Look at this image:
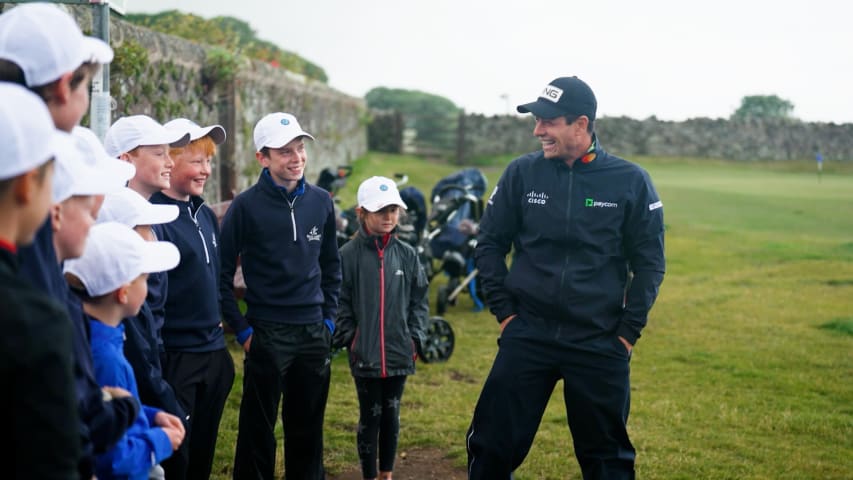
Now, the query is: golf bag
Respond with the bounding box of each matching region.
[426,168,487,315]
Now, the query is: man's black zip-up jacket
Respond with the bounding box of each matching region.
[475,139,665,344]
[219,169,341,327]
[150,192,230,352]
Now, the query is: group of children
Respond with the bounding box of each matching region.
[2,3,429,480]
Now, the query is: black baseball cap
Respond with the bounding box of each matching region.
[517,76,597,121]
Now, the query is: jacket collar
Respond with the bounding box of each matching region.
[87,315,125,347]
[547,133,604,170]
[357,227,393,251]
[151,191,205,213]
[260,168,305,201]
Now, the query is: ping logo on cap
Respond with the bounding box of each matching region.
[540,85,564,103]
[280,118,290,126]
[379,184,389,191]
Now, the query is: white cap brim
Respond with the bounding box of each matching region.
[97,188,179,227]
[136,203,179,226]
[192,125,226,144]
[102,159,136,184]
[361,199,408,212]
[259,131,314,151]
[139,240,181,274]
[81,36,113,65]
[71,126,135,188]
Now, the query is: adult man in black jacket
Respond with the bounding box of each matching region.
[466,76,665,480]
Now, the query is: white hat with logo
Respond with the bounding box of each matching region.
[357,176,407,213]
[0,3,113,87]
[104,115,191,158]
[0,83,70,180]
[164,118,226,145]
[64,222,180,297]
[253,112,314,152]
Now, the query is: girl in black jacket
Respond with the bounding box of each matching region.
[334,176,429,480]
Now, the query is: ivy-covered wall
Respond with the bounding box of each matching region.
[67,6,367,203]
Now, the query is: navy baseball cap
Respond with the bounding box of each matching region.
[517,76,597,121]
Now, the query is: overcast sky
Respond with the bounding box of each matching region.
[125,0,852,123]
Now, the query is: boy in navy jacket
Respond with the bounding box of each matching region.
[220,112,342,480]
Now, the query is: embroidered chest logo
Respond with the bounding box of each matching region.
[585,198,618,208]
[306,226,322,242]
[211,233,218,248]
[526,190,549,205]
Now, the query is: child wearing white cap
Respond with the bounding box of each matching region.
[104,115,191,199]
[220,112,341,479]
[0,2,113,132]
[143,117,235,479]
[0,82,80,479]
[333,176,429,480]
[64,221,184,480]
[51,130,128,262]
[97,188,189,435]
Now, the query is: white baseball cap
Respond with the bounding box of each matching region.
[97,187,179,227]
[0,83,70,180]
[357,176,407,213]
[72,126,136,186]
[103,115,191,158]
[0,3,113,87]
[253,112,314,152]
[52,144,124,203]
[164,118,226,145]
[63,221,180,297]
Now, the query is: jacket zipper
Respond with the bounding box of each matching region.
[284,194,298,243]
[189,205,210,264]
[560,168,573,292]
[377,240,387,377]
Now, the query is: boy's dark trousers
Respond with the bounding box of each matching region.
[160,348,235,480]
[466,318,635,480]
[233,320,332,480]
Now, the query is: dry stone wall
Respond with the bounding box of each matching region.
[459,114,853,163]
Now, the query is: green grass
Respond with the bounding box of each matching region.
[211,154,853,479]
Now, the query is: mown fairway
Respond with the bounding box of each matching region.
[212,154,853,479]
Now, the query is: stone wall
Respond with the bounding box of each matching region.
[64,6,367,203]
[459,114,853,163]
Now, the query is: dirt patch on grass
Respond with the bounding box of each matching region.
[327,447,467,480]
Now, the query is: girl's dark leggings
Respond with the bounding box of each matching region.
[353,375,408,478]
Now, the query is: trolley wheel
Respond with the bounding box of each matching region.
[418,316,454,363]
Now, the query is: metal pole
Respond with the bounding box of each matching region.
[89,1,111,141]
